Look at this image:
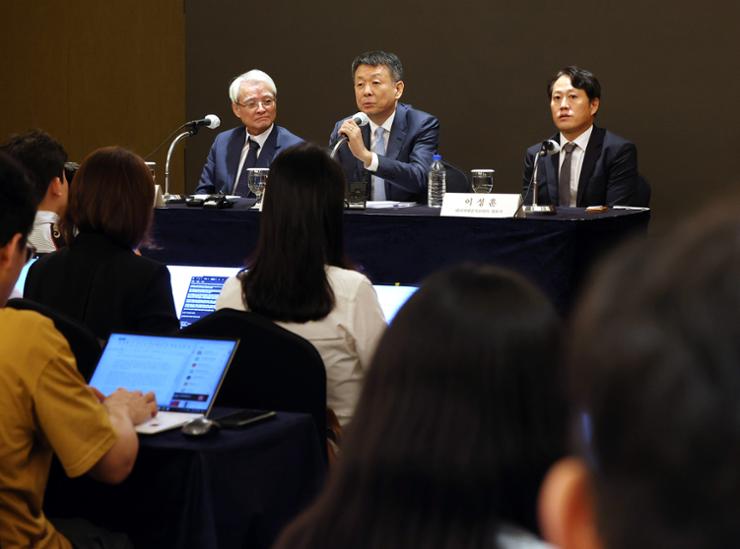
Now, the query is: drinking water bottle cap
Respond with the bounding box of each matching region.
[432,154,442,161]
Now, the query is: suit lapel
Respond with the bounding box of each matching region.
[357,124,371,183]
[227,127,247,181]
[577,126,604,206]
[385,104,408,160]
[256,126,279,169]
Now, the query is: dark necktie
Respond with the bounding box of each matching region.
[234,138,260,197]
[558,142,576,207]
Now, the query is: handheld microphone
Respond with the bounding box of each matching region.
[540,139,560,156]
[331,112,371,159]
[186,114,221,130]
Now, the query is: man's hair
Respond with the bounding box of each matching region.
[569,200,740,548]
[547,66,601,101]
[0,129,68,206]
[65,146,154,249]
[228,69,277,103]
[242,142,349,322]
[274,264,567,549]
[0,151,35,247]
[351,50,403,82]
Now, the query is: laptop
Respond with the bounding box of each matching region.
[89,333,239,434]
[13,257,38,297]
[373,284,418,323]
[167,265,242,328]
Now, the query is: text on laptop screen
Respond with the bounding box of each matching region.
[167,265,241,328]
[89,333,237,412]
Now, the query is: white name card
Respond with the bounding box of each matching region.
[440,193,523,218]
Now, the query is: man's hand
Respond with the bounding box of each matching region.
[103,388,157,426]
[339,119,373,167]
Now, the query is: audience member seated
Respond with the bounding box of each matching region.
[24,146,179,341]
[0,150,157,549]
[1,129,69,253]
[539,200,740,549]
[274,264,567,549]
[216,142,386,427]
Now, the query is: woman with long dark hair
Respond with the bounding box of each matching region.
[274,264,566,549]
[24,146,178,340]
[216,143,386,426]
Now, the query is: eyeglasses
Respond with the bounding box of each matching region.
[24,242,37,264]
[236,97,275,110]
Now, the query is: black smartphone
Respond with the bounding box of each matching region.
[214,409,276,429]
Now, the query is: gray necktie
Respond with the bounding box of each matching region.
[371,127,386,201]
[558,142,576,207]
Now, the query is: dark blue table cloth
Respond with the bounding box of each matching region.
[142,201,650,314]
[44,411,325,549]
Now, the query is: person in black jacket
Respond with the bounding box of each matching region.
[25,146,178,341]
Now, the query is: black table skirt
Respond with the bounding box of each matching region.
[142,201,650,314]
[44,412,325,549]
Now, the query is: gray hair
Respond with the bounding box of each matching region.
[228,69,277,103]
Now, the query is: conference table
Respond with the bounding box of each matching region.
[142,201,650,314]
[44,412,325,549]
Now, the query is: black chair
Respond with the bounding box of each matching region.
[6,298,102,381]
[443,160,470,192]
[633,175,652,207]
[181,308,328,461]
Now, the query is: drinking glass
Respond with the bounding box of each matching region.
[470,169,495,193]
[247,168,269,209]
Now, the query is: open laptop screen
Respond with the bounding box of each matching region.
[373,284,418,323]
[167,265,241,328]
[89,333,238,413]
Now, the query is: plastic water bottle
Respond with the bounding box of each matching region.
[427,154,446,208]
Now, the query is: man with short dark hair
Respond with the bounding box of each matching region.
[0,151,157,548]
[1,130,69,252]
[522,66,640,207]
[330,50,439,203]
[539,201,740,548]
[196,69,303,196]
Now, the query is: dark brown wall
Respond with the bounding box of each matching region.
[0,1,185,191]
[185,0,740,233]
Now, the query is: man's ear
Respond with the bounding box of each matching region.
[590,97,600,117]
[49,176,64,197]
[539,457,604,549]
[394,80,405,100]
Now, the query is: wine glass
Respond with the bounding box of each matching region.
[247,168,269,209]
[470,169,495,193]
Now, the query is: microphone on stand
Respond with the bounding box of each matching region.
[522,139,560,215]
[330,112,370,159]
[163,114,221,204]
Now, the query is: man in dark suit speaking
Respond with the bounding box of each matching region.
[196,69,303,196]
[523,66,640,208]
[330,51,439,203]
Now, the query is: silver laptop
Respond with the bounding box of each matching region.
[89,333,239,434]
[372,284,418,323]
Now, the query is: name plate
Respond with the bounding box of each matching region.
[440,193,522,218]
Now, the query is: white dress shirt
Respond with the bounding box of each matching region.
[232,124,274,193]
[28,210,60,253]
[558,125,593,207]
[365,111,396,172]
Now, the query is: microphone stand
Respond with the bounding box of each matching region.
[163,124,200,204]
[330,137,348,159]
[522,148,556,215]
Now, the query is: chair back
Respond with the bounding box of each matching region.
[443,160,471,192]
[182,308,328,460]
[6,298,102,381]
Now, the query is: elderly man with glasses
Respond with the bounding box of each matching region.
[196,69,303,196]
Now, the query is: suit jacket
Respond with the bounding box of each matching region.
[24,232,179,341]
[329,103,439,203]
[522,126,639,207]
[196,125,304,195]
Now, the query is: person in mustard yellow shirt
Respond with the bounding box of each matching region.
[0,151,157,549]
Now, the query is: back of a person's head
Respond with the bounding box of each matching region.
[0,129,67,205]
[0,151,35,247]
[561,202,740,549]
[67,146,154,249]
[245,142,347,322]
[275,264,566,549]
